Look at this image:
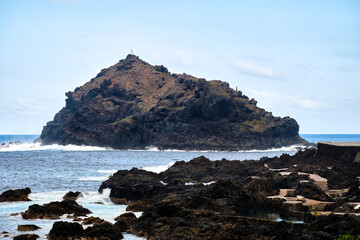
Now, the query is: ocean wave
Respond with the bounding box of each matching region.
[77,188,112,204]
[241,144,309,153]
[29,191,67,200]
[77,176,110,181]
[0,141,308,153]
[0,142,111,152]
[142,162,175,173]
[142,144,309,153]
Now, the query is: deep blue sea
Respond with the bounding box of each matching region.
[0,134,359,239]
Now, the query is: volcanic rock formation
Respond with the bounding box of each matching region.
[40,54,308,150]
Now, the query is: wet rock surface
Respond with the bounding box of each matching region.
[82,216,105,225]
[0,188,31,202]
[17,224,41,231]
[84,221,124,240]
[63,191,82,201]
[99,149,360,239]
[48,221,84,240]
[40,54,308,151]
[13,234,39,240]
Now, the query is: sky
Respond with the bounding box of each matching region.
[0,0,359,134]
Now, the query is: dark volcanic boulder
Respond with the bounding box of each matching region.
[82,216,105,225]
[17,225,41,231]
[84,221,124,240]
[48,221,84,240]
[0,188,31,202]
[40,54,308,150]
[159,156,214,182]
[295,182,332,202]
[63,191,82,201]
[99,168,168,204]
[22,200,91,219]
[114,212,138,232]
[13,234,39,240]
[48,221,123,240]
[244,178,280,197]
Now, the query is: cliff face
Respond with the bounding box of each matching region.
[40,54,307,150]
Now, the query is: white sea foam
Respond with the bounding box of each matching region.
[29,191,67,202]
[184,181,215,186]
[242,144,308,153]
[0,142,111,152]
[77,176,110,181]
[185,182,195,186]
[203,181,215,185]
[141,144,308,153]
[145,146,160,151]
[0,189,146,240]
[0,141,307,153]
[142,161,175,173]
[77,188,112,205]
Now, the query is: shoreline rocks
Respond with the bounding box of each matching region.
[97,148,360,239]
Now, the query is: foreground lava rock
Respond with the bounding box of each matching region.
[0,188,31,202]
[48,221,84,240]
[48,221,124,240]
[99,149,360,239]
[40,54,308,150]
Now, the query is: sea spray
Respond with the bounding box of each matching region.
[0,142,111,152]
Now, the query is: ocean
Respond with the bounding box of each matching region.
[1,134,359,239]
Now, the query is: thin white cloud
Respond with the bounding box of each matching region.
[145,50,194,71]
[0,98,50,116]
[298,99,322,110]
[45,0,74,3]
[233,61,283,79]
[247,89,324,110]
[169,50,193,68]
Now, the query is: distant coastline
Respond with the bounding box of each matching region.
[300,134,360,143]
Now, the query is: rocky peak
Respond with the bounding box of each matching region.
[40,55,308,150]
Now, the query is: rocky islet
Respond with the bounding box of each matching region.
[40,54,309,151]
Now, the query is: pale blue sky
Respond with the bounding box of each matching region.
[0,0,359,134]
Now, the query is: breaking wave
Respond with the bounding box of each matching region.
[77,176,110,181]
[142,162,175,173]
[141,144,309,153]
[0,141,309,153]
[242,144,309,153]
[0,142,111,152]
